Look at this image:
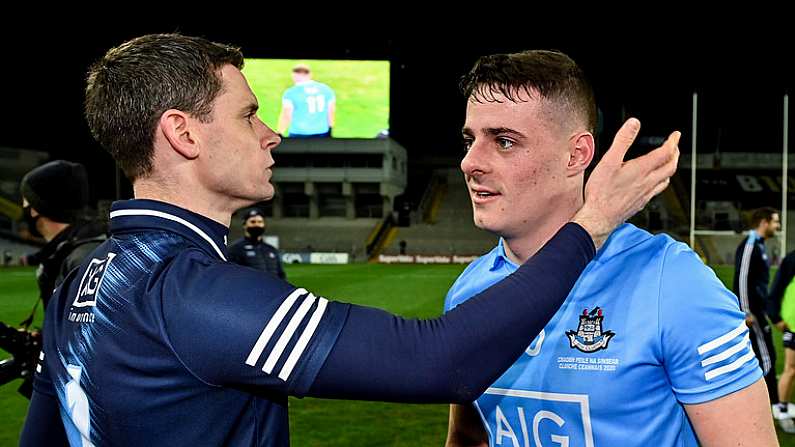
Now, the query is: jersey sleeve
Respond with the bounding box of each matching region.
[281,88,295,108]
[308,223,595,403]
[161,249,350,397]
[33,269,76,399]
[659,242,762,404]
[23,271,75,445]
[20,390,69,446]
[31,341,56,397]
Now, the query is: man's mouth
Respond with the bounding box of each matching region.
[470,187,500,202]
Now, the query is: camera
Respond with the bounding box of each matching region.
[0,322,42,398]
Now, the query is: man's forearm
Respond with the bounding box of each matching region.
[307,223,594,402]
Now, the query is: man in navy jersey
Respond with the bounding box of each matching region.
[20,34,677,446]
[733,207,787,429]
[444,50,776,446]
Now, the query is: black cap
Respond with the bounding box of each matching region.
[242,208,264,223]
[21,160,89,223]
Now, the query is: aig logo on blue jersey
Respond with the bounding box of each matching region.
[565,307,615,353]
[74,253,115,308]
[479,388,594,447]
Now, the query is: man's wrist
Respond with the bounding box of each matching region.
[571,208,611,250]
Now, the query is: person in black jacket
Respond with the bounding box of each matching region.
[20,160,107,308]
[734,206,788,428]
[13,160,106,398]
[228,208,285,279]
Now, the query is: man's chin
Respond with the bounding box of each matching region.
[235,190,274,208]
[473,216,499,234]
[255,186,275,203]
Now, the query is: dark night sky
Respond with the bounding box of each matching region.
[1,17,791,200]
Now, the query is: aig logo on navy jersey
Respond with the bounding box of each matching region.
[73,253,116,308]
[566,307,615,353]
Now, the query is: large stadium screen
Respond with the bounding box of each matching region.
[243,59,390,139]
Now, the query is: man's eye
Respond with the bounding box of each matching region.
[497,138,514,150]
[463,139,473,152]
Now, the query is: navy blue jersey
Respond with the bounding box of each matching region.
[32,199,349,446]
[733,231,770,320]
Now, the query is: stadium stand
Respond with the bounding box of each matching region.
[381,168,497,257]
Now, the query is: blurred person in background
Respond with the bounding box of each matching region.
[228,208,286,279]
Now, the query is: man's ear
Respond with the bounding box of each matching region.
[567,132,595,177]
[159,109,200,160]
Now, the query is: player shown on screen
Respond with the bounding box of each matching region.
[277,63,336,138]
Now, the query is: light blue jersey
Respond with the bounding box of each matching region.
[444,224,762,446]
[282,80,335,136]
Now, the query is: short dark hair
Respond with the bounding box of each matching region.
[750,207,779,228]
[460,49,597,133]
[84,33,244,180]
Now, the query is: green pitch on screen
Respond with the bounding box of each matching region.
[243,59,390,139]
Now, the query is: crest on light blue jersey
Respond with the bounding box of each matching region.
[566,307,615,353]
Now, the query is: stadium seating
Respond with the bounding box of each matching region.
[381,168,497,257]
[229,216,380,261]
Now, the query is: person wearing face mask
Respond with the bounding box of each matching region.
[19,160,107,309]
[228,208,286,280]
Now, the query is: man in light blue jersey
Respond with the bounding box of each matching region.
[277,63,336,138]
[444,50,776,446]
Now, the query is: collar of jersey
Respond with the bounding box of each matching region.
[489,223,651,271]
[490,239,517,271]
[109,199,229,261]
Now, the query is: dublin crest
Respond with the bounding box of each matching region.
[566,307,615,353]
